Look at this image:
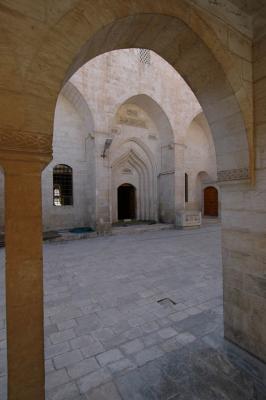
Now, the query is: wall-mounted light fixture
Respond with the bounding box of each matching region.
[101,138,112,158]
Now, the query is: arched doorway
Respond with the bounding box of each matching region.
[118,183,136,220]
[204,186,218,217]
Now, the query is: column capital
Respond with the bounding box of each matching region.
[0,150,52,172]
[0,127,52,152]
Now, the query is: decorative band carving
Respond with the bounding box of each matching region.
[217,168,249,182]
[0,130,52,154]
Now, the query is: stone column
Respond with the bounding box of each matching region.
[0,151,50,400]
[174,142,186,212]
[174,142,186,227]
[174,142,202,228]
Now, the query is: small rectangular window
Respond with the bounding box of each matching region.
[53,164,73,206]
[185,173,188,203]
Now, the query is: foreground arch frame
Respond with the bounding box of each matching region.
[0,2,264,399]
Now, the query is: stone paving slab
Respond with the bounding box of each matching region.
[0,225,265,399]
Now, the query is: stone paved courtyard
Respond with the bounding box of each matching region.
[0,225,266,399]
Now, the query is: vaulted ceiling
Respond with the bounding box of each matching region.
[228,0,265,15]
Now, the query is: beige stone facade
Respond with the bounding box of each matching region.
[38,50,216,231]
[0,1,265,399]
[0,49,217,233]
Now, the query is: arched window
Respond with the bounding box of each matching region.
[53,164,73,206]
[185,173,188,203]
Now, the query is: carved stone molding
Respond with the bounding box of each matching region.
[217,168,249,182]
[0,129,52,155]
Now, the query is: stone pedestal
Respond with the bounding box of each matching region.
[96,220,112,235]
[176,210,202,228]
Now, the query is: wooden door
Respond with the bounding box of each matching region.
[204,186,218,217]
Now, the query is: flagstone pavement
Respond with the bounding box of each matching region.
[0,225,265,399]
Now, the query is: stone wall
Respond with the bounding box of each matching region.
[0,49,216,232]
[42,94,94,231]
[0,3,265,397]
[222,8,266,361]
[0,48,217,232]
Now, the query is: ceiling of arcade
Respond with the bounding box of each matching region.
[227,0,265,14]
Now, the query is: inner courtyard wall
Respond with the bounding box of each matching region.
[42,95,94,231]
[0,49,217,231]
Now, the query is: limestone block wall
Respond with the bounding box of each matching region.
[69,49,213,225]
[42,95,94,231]
[222,12,266,361]
[0,49,217,231]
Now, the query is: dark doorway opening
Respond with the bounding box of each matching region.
[118,183,136,220]
[204,186,218,217]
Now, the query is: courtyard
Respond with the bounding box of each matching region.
[0,225,265,399]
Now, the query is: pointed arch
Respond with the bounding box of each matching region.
[115,93,174,146]
[112,147,157,222]
[60,81,95,132]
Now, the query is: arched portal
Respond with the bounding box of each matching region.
[204,186,218,217]
[117,183,136,220]
[112,93,175,223]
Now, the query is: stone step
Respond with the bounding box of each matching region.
[111,223,174,236]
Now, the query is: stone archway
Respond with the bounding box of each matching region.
[1,3,264,400]
[111,146,156,222]
[23,11,252,177]
[111,93,177,223]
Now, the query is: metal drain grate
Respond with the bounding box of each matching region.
[157,298,176,306]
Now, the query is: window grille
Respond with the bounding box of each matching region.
[139,49,151,65]
[53,164,73,206]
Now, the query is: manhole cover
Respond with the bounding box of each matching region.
[157,298,176,306]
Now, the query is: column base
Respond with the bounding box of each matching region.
[96,221,112,235]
